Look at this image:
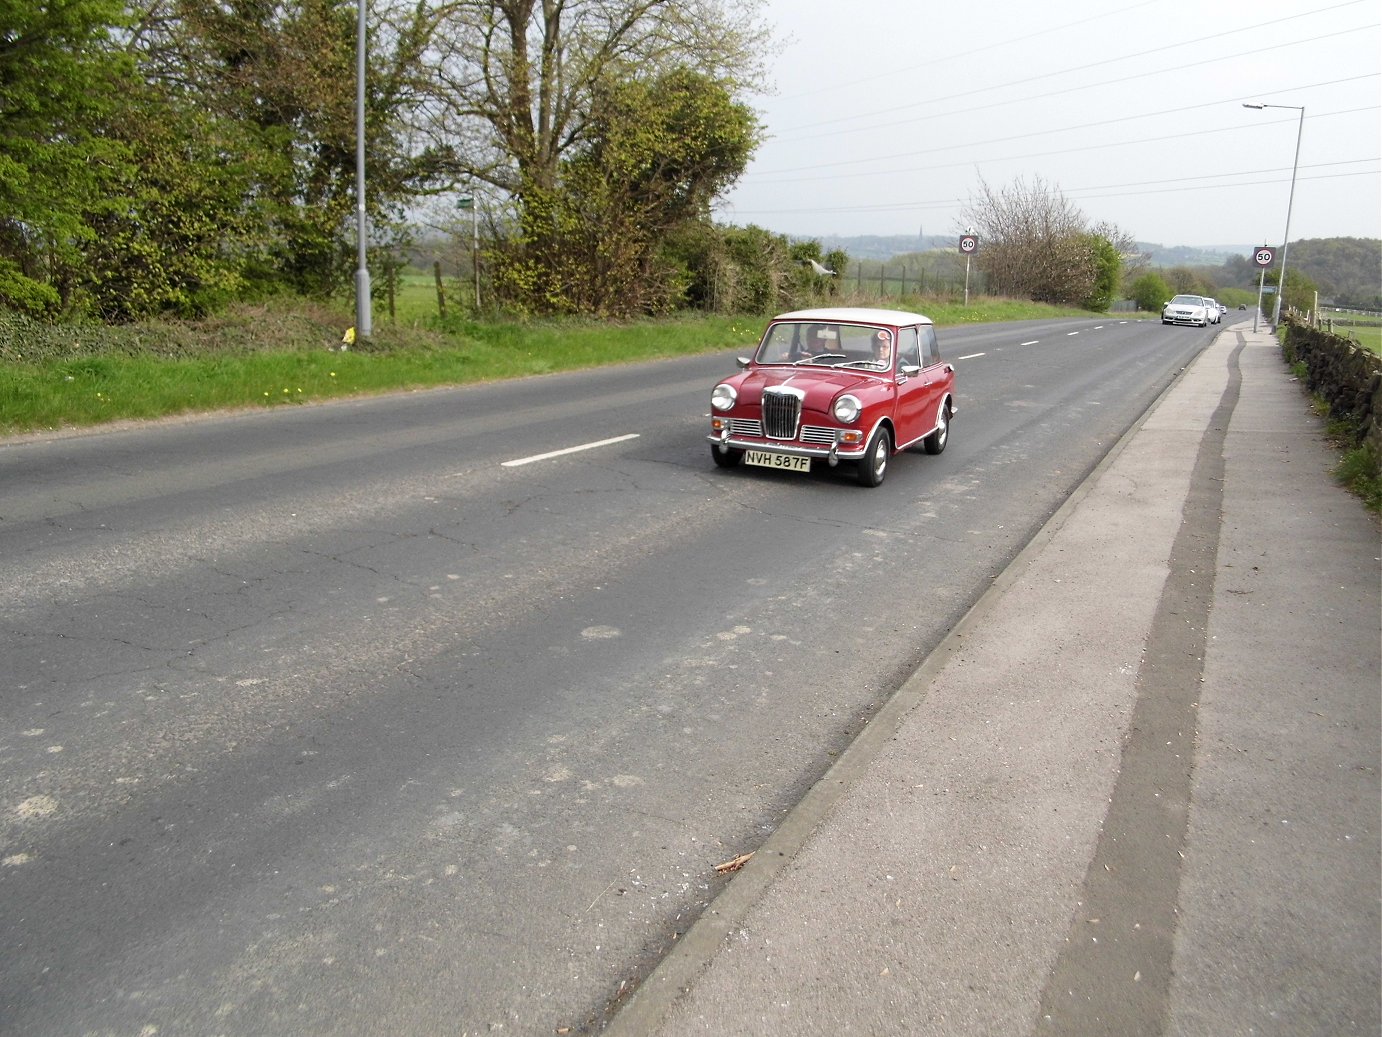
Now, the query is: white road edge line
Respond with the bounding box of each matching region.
[956,352,985,360]
[502,433,641,468]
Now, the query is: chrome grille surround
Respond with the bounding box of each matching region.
[762,386,804,440]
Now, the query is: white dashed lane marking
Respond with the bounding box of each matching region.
[501,433,640,468]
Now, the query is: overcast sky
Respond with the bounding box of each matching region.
[712,0,1381,250]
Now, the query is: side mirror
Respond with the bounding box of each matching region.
[736,356,751,369]
[899,364,921,377]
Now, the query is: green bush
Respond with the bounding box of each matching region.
[1129,272,1171,313]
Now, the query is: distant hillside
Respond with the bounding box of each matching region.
[808,234,1256,267]
[1135,242,1255,266]
[812,234,944,260]
[806,233,1379,307]
[1280,238,1381,307]
[1185,238,1379,307]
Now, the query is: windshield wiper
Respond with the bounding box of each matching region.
[795,353,847,365]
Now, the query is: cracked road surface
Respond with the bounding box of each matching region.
[0,318,1213,1035]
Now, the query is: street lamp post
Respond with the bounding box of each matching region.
[1242,102,1304,328]
[354,0,372,339]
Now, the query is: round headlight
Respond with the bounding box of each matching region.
[711,383,737,411]
[833,394,862,423]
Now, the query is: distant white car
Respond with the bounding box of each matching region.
[1203,298,1221,324]
[1162,294,1211,327]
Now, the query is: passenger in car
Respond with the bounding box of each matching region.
[872,330,892,367]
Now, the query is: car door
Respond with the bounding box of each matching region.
[897,324,952,448]
[892,325,932,446]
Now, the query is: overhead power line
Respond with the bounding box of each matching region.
[716,166,1380,219]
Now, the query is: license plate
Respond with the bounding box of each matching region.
[745,450,811,472]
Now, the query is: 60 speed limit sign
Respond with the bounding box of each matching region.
[1253,246,1275,267]
[959,234,978,254]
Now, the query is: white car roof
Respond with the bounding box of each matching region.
[772,306,933,326]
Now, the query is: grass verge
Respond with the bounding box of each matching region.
[0,297,1126,437]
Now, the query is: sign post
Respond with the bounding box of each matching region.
[1252,245,1275,334]
[958,234,979,305]
[458,196,479,309]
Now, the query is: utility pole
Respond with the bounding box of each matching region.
[354,0,371,338]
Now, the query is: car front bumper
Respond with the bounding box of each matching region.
[707,429,868,465]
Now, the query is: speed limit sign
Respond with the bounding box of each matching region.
[1253,246,1275,267]
[959,234,978,254]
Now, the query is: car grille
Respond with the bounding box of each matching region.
[762,392,802,439]
[728,417,763,436]
[800,426,837,445]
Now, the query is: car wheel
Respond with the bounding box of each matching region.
[1162,318,1171,325]
[857,426,891,487]
[923,402,951,455]
[710,444,742,468]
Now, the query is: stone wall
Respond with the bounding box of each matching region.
[1282,318,1382,454]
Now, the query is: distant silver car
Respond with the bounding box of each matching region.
[1203,297,1221,324]
[1162,294,1211,327]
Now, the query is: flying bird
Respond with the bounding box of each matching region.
[803,258,837,276]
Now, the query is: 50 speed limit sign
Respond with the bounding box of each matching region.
[959,234,978,254]
[1253,246,1275,267]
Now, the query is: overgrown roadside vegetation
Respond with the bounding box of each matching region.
[0,295,1108,438]
[1280,321,1382,514]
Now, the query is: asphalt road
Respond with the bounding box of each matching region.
[0,316,1214,1035]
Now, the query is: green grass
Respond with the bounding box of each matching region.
[0,295,1121,437]
[1316,310,1382,354]
[1335,442,1382,512]
[1339,322,1381,354]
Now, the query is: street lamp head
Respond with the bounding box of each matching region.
[1242,102,1266,109]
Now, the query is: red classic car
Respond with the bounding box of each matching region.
[708,307,955,487]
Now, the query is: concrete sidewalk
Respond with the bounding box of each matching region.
[609,322,1381,1036]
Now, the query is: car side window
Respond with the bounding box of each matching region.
[920,325,941,366]
[898,326,921,369]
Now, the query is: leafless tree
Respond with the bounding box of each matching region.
[407,0,771,198]
[961,175,1120,306]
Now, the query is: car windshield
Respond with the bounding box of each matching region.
[755,322,892,369]
[1170,295,1203,305]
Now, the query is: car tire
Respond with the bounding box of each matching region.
[710,444,743,468]
[857,426,891,487]
[923,402,950,455]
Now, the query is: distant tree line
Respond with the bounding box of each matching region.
[1126,237,1380,315]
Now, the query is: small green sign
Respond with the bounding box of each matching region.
[457,197,473,210]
